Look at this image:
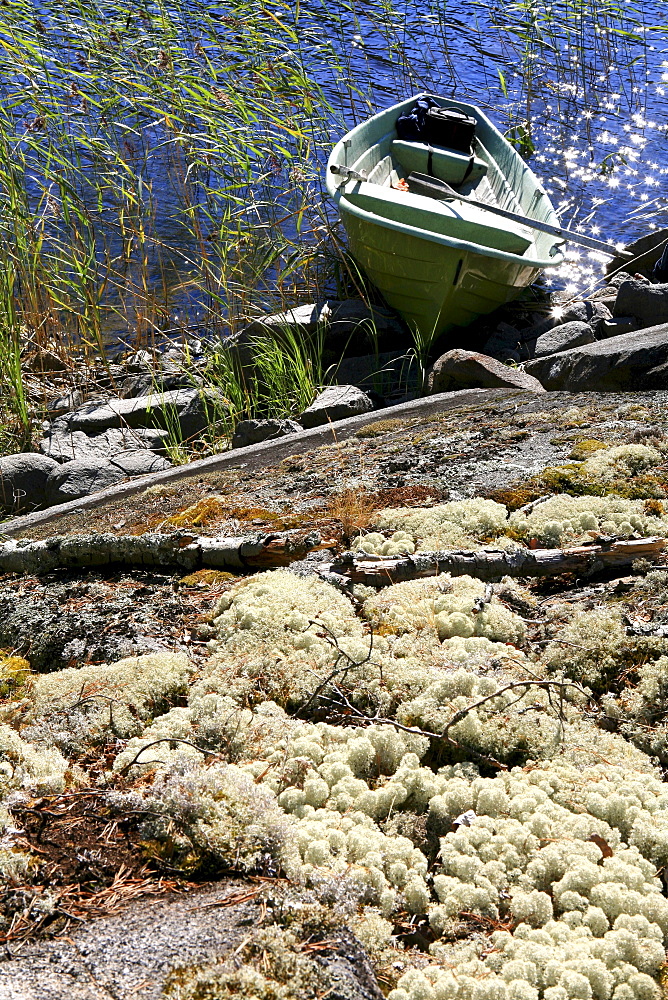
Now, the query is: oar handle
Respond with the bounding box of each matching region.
[330,163,368,183]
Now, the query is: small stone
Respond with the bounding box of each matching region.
[426,350,545,394]
[300,385,374,428]
[46,390,84,417]
[108,451,172,476]
[231,418,302,449]
[0,453,60,513]
[607,270,633,288]
[533,321,596,358]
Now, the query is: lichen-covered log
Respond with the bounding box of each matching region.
[0,529,329,575]
[321,536,666,586]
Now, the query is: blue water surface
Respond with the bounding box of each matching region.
[301,0,668,294]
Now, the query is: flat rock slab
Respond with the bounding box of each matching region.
[59,388,219,438]
[525,323,668,390]
[0,884,251,999]
[0,883,382,1000]
[41,426,169,463]
[427,349,545,393]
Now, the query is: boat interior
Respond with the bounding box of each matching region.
[339,130,537,256]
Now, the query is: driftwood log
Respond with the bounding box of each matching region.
[0,529,331,575]
[319,536,666,587]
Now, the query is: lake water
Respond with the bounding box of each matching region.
[302,0,668,296]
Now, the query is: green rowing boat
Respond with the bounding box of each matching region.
[326,94,565,341]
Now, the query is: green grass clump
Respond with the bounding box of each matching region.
[356,418,404,438]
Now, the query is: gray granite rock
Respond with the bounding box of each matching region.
[600,317,637,338]
[40,426,170,463]
[46,390,84,417]
[300,385,374,428]
[480,323,522,364]
[59,388,221,439]
[45,459,127,506]
[534,321,596,358]
[523,299,611,342]
[231,418,302,449]
[0,453,60,513]
[325,298,405,346]
[524,323,668,390]
[426,350,545,394]
[606,229,668,280]
[224,298,405,372]
[45,449,172,505]
[119,372,195,399]
[614,279,668,328]
[108,451,172,476]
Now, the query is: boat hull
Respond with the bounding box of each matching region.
[342,205,541,339]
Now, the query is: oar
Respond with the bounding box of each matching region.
[406,171,633,259]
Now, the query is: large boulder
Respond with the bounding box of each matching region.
[40,426,169,463]
[57,388,222,439]
[426,350,545,394]
[614,279,668,328]
[606,229,668,279]
[0,453,59,513]
[533,321,596,358]
[300,385,374,428]
[524,323,668,390]
[231,418,302,449]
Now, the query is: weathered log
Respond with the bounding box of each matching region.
[319,536,666,587]
[0,529,331,575]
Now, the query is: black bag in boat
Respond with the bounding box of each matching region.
[423,107,476,153]
[395,96,438,141]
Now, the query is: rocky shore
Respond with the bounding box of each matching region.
[4,230,668,519]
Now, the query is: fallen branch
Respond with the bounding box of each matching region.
[0,529,333,575]
[320,536,666,587]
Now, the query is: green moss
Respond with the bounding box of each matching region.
[180,569,239,587]
[0,654,32,699]
[518,462,668,501]
[569,439,609,460]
